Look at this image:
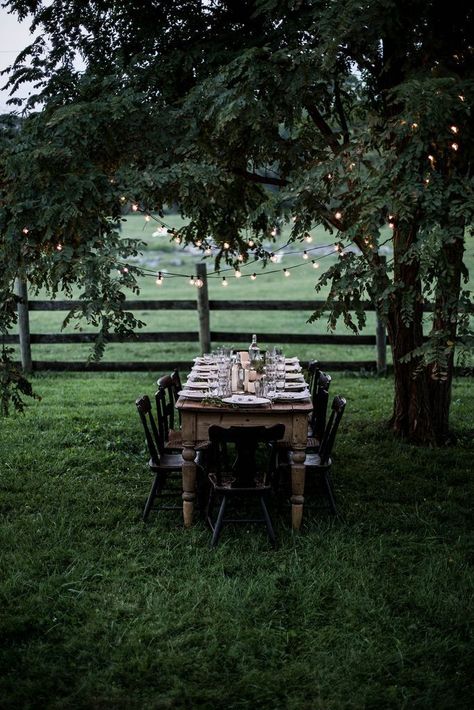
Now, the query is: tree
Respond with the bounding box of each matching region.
[0,0,472,443]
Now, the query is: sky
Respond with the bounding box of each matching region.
[0,5,37,112]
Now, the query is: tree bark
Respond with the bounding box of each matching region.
[386,226,465,445]
[427,231,465,443]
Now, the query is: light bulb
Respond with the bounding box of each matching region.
[195,278,203,288]
[22,227,29,235]
[271,228,277,237]
[428,154,435,166]
[238,253,244,261]
[412,123,418,129]
[270,252,278,263]
[156,272,163,286]
[144,215,151,222]
[335,211,342,220]
[205,248,212,256]
[451,142,459,151]
[235,269,242,278]
[223,241,230,250]
[248,239,255,247]
[250,273,257,280]
[450,125,459,134]
[132,203,139,212]
[283,269,290,277]
[222,277,228,287]
[189,276,195,285]
[175,236,182,244]
[303,251,309,260]
[312,260,319,269]
[56,243,63,252]
[305,233,313,243]
[196,239,202,247]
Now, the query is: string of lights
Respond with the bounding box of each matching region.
[116,199,399,287]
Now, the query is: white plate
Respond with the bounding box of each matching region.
[285,357,299,364]
[183,381,209,389]
[178,390,205,400]
[193,365,218,372]
[274,391,310,401]
[285,373,305,381]
[221,395,270,406]
[285,365,302,373]
[284,382,308,390]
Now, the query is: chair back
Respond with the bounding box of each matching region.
[136,395,164,463]
[311,371,332,441]
[170,369,183,426]
[318,395,346,465]
[154,386,171,445]
[155,375,175,440]
[307,360,320,397]
[208,424,285,487]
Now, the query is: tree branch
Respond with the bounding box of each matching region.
[304,101,340,153]
[231,168,288,187]
[334,78,350,145]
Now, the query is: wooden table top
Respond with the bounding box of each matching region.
[176,397,313,414]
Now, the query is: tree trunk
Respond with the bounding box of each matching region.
[386,226,464,445]
[426,232,465,443]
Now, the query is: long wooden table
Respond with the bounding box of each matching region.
[176,397,313,530]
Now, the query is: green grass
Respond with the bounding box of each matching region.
[1,373,473,709]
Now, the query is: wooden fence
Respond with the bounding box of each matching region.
[5,270,389,375]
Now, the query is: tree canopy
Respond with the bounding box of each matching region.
[1,0,473,441]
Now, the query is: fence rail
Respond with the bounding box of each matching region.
[7,269,470,375]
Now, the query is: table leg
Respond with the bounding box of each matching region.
[181,444,197,527]
[290,447,306,530]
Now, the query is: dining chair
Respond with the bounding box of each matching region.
[205,424,285,548]
[307,370,332,450]
[156,376,182,452]
[156,374,211,457]
[135,394,183,520]
[304,394,346,514]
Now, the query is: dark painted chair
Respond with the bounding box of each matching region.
[135,394,183,520]
[205,424,285,548]
[308,371,332,449]
[155,377,183,452]
[304,395,346,514]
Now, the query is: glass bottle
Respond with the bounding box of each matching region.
[231,352,243,392]
[248,334,261,364]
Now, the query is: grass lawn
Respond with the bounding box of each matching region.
[1,373,473,709]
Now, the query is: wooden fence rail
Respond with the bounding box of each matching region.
[6,268,470,375]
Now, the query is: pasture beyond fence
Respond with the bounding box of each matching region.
[7,266,389,375]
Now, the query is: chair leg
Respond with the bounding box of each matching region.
[143,474,162,521]
[259,495,277,548]
[210,495,227,548]
[324,472,337,515]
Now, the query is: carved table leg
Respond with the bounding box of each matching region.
[290,447,306,530]
[181,444,197,527]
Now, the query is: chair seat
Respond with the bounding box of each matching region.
[148,453,182,471]
[304,452,332,469]
[209,473,270,492]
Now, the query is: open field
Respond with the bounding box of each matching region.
[10,214,473,368]
[0,373,473,708]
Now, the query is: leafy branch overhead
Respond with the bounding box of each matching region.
[0,0,473,443]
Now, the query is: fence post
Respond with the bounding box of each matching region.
[14,277,32,373]
[375,312,387,375]
[196,263,211,354]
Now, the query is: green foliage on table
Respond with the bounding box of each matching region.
[0,0,473,442]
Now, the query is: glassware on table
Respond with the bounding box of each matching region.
[276,358,286,391]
